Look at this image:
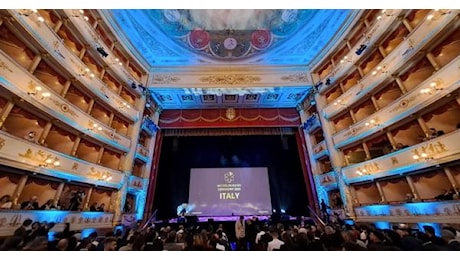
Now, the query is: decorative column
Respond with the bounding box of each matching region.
[315,92,356,218]
[375,181,387,203]
[405,176,419,200]
[12,175,28,206]
[112,91,146,226]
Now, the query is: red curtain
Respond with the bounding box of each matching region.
[159,108,300,129]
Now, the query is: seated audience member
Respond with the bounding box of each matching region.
[97,203,106,212]
[40,199,58,210]
[427,128,438,139]
[0,194,13,209]
[89,202,98,211]
[21,196,40,210]
[392,143,409,152]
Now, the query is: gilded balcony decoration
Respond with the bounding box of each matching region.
[342,130,460,183]
[128,175,145,191]
[332,55,460,148]
[301,113,320,133]
[136,144,149,161]
[312,141,328,160]
[142,117,159,135]
[151,74,180,84]
[354,200,460,224]
[0,131,124,187]
[0,210,114,237]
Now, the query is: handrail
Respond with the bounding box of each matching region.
[307,205,326,227]
[141,209,158,230]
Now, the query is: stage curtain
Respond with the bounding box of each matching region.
[159,108,300,128]
[162,127,296,137]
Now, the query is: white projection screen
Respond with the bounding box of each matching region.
[188,167,272,216]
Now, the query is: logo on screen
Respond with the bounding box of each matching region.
[224,171,234,183]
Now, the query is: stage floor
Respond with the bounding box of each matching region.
[155,214,302,224]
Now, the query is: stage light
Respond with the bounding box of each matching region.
[131,82,137,89]
[355,44,367,55]
[96,46,109,58]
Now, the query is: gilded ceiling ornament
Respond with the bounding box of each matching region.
[281,73,310,83]
[0,137,5,150]
[200,75,261,85]
[151,74,180,84]
[0,60,13,72]
[225,108,236,120]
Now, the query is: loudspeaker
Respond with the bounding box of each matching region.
[186,215,198,223]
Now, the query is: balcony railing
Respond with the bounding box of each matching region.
[332,54,460,149]
[342,129,460,184]
[0,209,114,237]
[301,113,321,134]
[312,140,328,160]
[142,117,159,136]
[354,200,460,224]
[0,131,124,188]
[135,144,150,162]
[128,175,146,192]
[315,170,338,189]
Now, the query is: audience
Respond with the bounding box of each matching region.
[1,216,459,251]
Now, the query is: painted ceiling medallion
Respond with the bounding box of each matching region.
[189,29,210,50]
[251,30,271,50]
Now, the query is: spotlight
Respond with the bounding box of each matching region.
[96,47,109,58]
[131,82,137,89]
[355,44,367,55]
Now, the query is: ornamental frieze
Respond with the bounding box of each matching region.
[199,75,261,85]
[151,74,180,84]
[281,73,310,83]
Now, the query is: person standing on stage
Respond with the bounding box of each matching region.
[235,215,246,250]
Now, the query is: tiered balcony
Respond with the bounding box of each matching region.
[6,9,140,123]
[0,131,124,188]
[333,54,460,148]
[0,50,132,152]
[322,9,459,119]
[342,129,460,184]
[318,9,403,94]
[61,10,145,88]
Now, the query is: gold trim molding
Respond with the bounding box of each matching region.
[200,75,261,85]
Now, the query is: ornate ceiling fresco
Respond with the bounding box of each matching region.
[101,9,359,109]
[104,9,355,66]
